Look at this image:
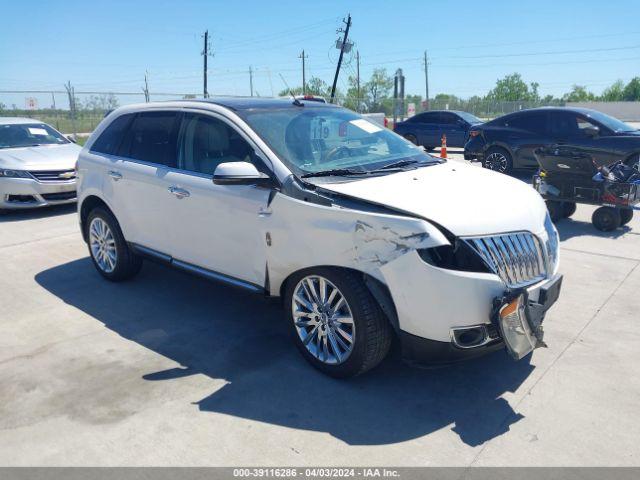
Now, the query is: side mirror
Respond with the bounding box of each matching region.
[66,134,77,143]
[583,125,600,137]
[213,161,272,187]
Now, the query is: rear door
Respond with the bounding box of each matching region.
[439,113,467,147]
[503,111,550,168]
[400,112,430,146]
[109,110,181,254]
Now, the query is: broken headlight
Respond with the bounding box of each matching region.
[418,239,491,274]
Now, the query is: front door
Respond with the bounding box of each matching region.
[165,112,273,287]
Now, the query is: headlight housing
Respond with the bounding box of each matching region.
[418,239,491,274]
[544,212,559,273]
[0,169,32,179]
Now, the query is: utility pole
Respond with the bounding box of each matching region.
[423,50,430,110]
[142,71,150,102]
[330,13,352,104]
[202,30,213,98]
[299,50,308,95]
[249,66,254,97]
[356,50,361,113]
[64,81,77,138]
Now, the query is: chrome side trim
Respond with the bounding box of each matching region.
[130,243,264,293]
[130,244,172,263]
[172,260,263,293]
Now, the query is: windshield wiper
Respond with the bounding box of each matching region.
[301,168,366,178]
[379,159,420,170]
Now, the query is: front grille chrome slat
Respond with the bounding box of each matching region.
[464,232,549,288]
[28,169,76,182]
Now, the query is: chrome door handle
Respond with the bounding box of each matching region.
[168,186,190,199]
[108,170,122,181]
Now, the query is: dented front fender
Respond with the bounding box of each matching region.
[265,193,449,295]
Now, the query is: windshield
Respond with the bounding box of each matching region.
[586,110,636,133]
[240,107,438,177]
[0,123,69,149]
[457,111,482,124]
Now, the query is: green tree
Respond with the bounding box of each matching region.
[82,93,119,111]
[486,73,536,101]
[562,85,596,102]
[600,80,625,101]
[364,68,393,112]
[623,77,640,101]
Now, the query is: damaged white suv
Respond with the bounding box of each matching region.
[77,98,562,377]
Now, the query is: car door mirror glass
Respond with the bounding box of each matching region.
[213,161,272,186]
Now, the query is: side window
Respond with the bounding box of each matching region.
[576,116,600,135]
[409,113,432,124]
[439,113,457,125]
[90,114,133,155]
[506,113,548,134]
[177,114,254,176]
[119,111,179,167]
[549,113,582,138]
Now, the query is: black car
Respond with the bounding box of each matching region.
[394,110,483,149]
[464,107,640,174]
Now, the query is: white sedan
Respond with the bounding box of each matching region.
[0,117,81,212]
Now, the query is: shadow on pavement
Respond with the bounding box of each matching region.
[0,203,76,223]
[36,257,535,447]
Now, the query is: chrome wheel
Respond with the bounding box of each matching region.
[485,152,508,172]
[89,217,117,273]
[291,275,355,365]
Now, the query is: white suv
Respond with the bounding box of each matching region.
[77,98,562,378]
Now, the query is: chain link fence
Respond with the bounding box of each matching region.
[1,89,568,135]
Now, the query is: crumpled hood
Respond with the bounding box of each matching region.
[0,143,82,171]
[319,161,548,237]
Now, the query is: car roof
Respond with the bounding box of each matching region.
[507,106,603,116]
[0,117,46,125]
[190,97,338,111]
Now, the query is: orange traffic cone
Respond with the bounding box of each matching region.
[440,134,447,159]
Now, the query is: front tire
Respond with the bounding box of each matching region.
[483,147,513,174]
[562,201,577,218]
[546,200,563,222]
[403,134,418,145]
[86,207,142,281]
[285,268,392,378]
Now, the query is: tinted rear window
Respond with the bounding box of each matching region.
[90,114,133,155]
[505,112,548,134]
[119,111,179,167]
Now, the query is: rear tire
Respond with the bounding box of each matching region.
[562,202,577,218]
[546,200,563,223]
[86,207,142,281]
[592,207,621,232]
[483,147,513,174]
[285,268,392,378]
[403,134,418,145]
[620,209,634,226]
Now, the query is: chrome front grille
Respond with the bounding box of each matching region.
[464,232,549,288]
[28,169,76,182]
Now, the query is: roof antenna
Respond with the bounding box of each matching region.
[278,73,303,107]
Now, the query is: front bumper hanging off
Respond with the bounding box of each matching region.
[493,274,563,360]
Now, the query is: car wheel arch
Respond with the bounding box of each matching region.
[80,195,115,242]
[277,265,399,333]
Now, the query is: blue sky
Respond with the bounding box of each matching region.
[1,0,639,108]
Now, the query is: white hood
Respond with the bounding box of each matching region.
[320,161,548,237]
[0,143,82,171]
